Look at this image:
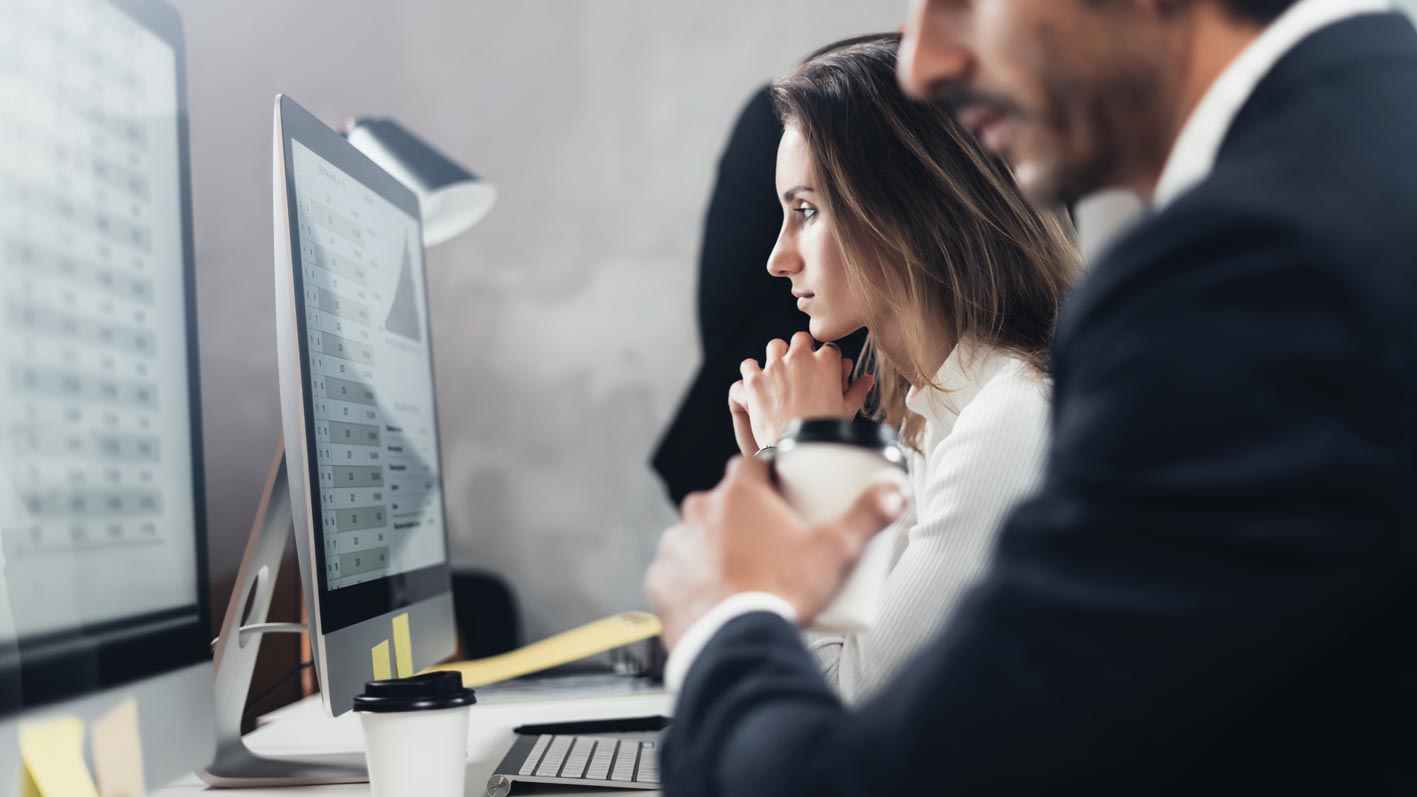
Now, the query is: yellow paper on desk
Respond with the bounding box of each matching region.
[428,611,661,688]
[18,716,98,797]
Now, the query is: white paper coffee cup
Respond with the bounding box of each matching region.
[353,671,476,797]
[772,419,909,635]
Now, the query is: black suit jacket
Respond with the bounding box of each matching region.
[664,14,1417,795]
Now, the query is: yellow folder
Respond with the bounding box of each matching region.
[428,611,662,687]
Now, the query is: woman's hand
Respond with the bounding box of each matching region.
[727,332,875,456]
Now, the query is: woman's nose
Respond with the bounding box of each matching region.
[767,232,802,278]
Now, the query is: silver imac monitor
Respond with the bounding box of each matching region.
[0,0,215,789]
[272,95,457,718]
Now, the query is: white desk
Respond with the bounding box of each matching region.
[157,690,674,796]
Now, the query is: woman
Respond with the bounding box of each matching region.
[728,34,1078,702]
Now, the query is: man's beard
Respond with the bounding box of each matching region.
[1025,70,1136,208]
[940,60,1161,208]
[932,83,1116,209]
[1033,111,1122,208]
[1042,62,1167,207]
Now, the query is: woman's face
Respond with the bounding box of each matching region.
[767,126,866,343]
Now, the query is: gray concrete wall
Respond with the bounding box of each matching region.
[175,1,903,642]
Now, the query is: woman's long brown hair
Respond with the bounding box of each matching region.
[772,34,1079,449]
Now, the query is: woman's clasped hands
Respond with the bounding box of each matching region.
[728,332,875,456]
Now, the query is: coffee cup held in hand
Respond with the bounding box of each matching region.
[769,418,909,634]
[353,671,477,797]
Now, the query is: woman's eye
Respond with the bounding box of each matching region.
[794,204,817,221]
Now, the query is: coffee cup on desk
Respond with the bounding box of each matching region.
[353,671,477,797]
[768,418,910,635]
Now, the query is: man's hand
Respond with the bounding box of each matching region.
[645,455,907,650]
[726,333,875,456]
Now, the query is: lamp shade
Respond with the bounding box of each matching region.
[344,117,496,246]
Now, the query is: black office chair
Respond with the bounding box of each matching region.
[450,569,521,659]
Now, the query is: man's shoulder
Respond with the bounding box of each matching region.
[1087,11,1417,318]
[1075,132,1417,363]
[1068,188,1325,348]
[1143,15,1417,322]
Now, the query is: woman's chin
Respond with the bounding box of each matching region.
[808,319,849,343]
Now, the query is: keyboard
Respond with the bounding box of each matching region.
[486,733,660,795]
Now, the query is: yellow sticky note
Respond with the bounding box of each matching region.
[371,639,392,681]
[392,613,413,678]
[430,612,663,688]
[90,698,145,797]
[18,716,99,797]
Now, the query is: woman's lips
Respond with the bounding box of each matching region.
[795,293,814,310]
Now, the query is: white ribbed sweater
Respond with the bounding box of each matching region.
[807,342,1050,703]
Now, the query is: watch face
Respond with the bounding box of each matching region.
[779,418,903,458]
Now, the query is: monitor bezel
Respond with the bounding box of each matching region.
[275,95,454,634]
[0,0,213,714]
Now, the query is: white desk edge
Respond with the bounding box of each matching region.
[155,690,675,796]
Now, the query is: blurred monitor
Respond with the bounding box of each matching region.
[272,95,457,717]
[0,0,214,788]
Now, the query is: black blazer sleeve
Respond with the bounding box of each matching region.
[661,199,1417,795]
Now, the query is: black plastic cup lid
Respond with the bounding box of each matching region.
[777,418,905,466]
[352,671,477,713]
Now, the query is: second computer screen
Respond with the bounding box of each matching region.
[290,141,447,590]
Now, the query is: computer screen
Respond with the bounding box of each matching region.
[288,138,449,596]
[275,96,456,717]
[0,0,209,708]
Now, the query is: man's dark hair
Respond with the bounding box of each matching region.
[1221,0,1299,23]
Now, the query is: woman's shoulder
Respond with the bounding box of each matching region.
[926,346,1049,418]
[982,353,1050,401]
[908,346,1050,463]
[957,352,1049,425]
[911,350,1051,513]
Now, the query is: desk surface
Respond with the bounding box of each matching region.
[156,689,674,796]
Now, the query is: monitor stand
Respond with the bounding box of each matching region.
[199,441,369,787]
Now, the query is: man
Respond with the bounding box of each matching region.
[646,0,1417,793]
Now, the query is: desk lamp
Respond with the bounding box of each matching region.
[343,117,497,246]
